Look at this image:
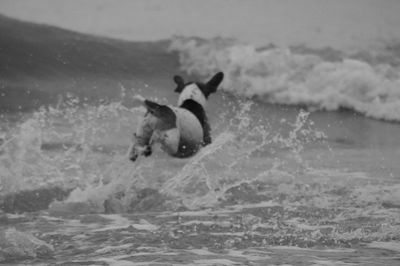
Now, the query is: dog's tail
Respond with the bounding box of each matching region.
[133,95,176,124]
[133,95,146,104]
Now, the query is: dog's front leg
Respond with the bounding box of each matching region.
[128,139,152,162]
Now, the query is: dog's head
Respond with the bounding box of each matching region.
[174,72,224,107]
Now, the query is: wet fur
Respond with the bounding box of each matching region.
[178,99,211,145]
[129,72,223,161]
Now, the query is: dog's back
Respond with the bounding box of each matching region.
[178,99,211,145]
[170,106,203,157]
[129,72,223,161]
[174,72,224,146]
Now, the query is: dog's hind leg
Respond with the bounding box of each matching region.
[151,128,180,156]
[129,111,158,161]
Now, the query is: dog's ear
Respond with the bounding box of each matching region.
[205,72,224,94]
[174,75,185,93]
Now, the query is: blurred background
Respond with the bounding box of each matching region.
[1,0,400,50]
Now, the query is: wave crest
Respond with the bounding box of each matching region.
[170,37,400,122]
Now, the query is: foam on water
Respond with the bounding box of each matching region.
[367,241,400,252]
[169,37,400,122]
[1,94,398,213]
[1,86,400,260]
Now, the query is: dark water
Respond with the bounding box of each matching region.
[0,15,400,265]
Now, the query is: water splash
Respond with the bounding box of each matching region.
[1,93,399,249]
[0,97,142,195]
[0,94,327,213]
[161,101,325,210]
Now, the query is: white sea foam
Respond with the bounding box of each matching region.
[94,243,132,254]
[192,258,240,265]
[92,215,159,232]
[310,260,357,266]
[170,37,400,122]
[367,241,400,252]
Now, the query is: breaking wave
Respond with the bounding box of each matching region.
[170,37,400,122]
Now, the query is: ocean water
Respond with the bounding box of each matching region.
[1,16,400,265]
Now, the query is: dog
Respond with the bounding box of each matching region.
[129,72,224,161]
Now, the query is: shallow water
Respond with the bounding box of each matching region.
[1,16,400,265]
[1,97,399,265]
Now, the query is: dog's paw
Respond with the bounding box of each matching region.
[128,144,138,162]
[129,152,138,162]
[129,145,152,161]
[143,145,152,157]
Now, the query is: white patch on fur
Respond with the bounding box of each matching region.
[177,83,206,107]
[172,107,203,143]
[156,127,180,155]
[131,106,203,157]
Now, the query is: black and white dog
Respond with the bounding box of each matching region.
[129,72,224,161]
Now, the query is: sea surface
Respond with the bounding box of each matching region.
[0,15,400,265]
